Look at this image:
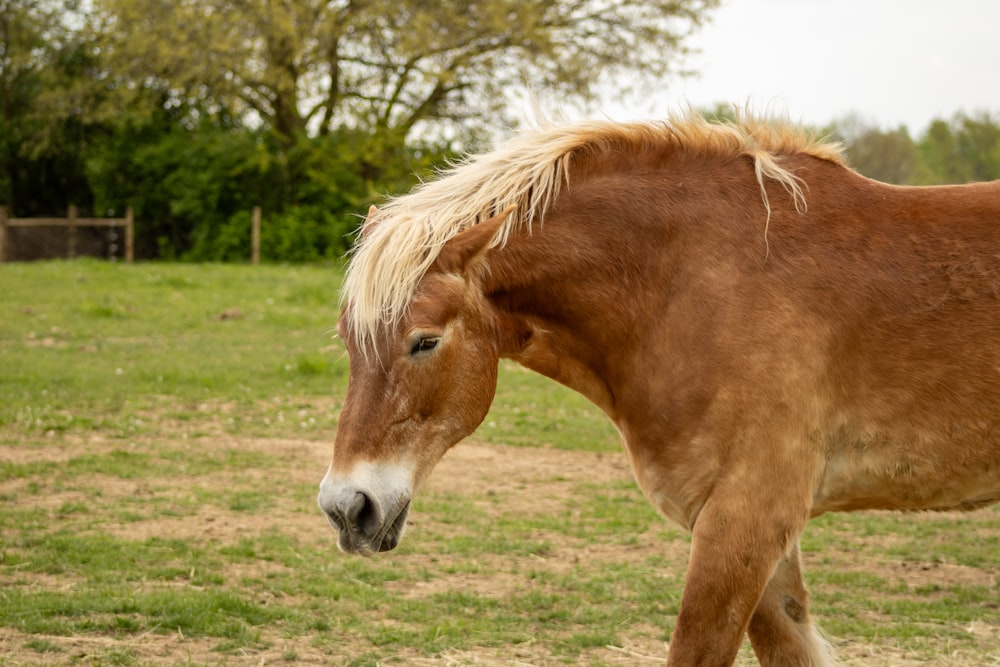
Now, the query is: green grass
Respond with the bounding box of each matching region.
[0,259,617,451]
[1,260,998,666]
[0,260,348,441]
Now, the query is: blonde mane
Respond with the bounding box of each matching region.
[342,112,844,351]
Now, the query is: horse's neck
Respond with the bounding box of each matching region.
[481,153,777,424]
[485,200,690,421]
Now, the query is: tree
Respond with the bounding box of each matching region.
[0,0,105,214]
[5,0,723,257]
[828,112,1000,185]
[917,111,1000,184]
[93,0,719,155]
[843,126,918,185]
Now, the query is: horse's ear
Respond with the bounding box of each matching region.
[360,205,381,238]
[436,206,516,276]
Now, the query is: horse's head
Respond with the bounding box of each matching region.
[318,209,515,555]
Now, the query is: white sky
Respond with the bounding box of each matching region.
[594,0,1000,133]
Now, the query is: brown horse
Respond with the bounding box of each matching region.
[317,113,1000,666]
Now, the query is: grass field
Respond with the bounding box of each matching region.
[1,260,998,666]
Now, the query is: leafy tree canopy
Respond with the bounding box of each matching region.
[93,0,719,147]
[829,110,1000,185]
[2,0,722,258]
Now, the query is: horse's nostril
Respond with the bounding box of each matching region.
[346,490,379,537]
[346,490,366,522]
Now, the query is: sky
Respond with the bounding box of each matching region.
[594,0,1000,133]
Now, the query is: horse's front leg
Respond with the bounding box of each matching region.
[666,469,813,667]
[748,541,834,667]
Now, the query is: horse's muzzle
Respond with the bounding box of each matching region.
[318,482,410,556]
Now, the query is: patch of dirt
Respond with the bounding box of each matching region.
[0,628,322,667]
[429,442,633,493]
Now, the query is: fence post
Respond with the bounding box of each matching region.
[67,204,78,259]
[251,206,261,265]
[125,207,135,263]
[0,206,7,263]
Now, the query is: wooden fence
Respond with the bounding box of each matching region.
[0,205,134,263]
[251,206,261,265]
[0,205,269,263]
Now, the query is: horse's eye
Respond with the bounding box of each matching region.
[410,337,440,356]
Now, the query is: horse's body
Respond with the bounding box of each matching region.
[317,115,1000,666]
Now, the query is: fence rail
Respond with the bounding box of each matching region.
[0,205,134,263]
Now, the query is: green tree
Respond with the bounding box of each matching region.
[829,112,1000,185]
[843,126,918,184]
[83,109,457,259]
[78,0,721,258]
[93,0,719,153]
[0,0,108,214]
[5,0,723,258]
[85,114,275,258]
[917,111,1000,184]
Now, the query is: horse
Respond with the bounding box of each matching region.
[317,112,1000,666]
